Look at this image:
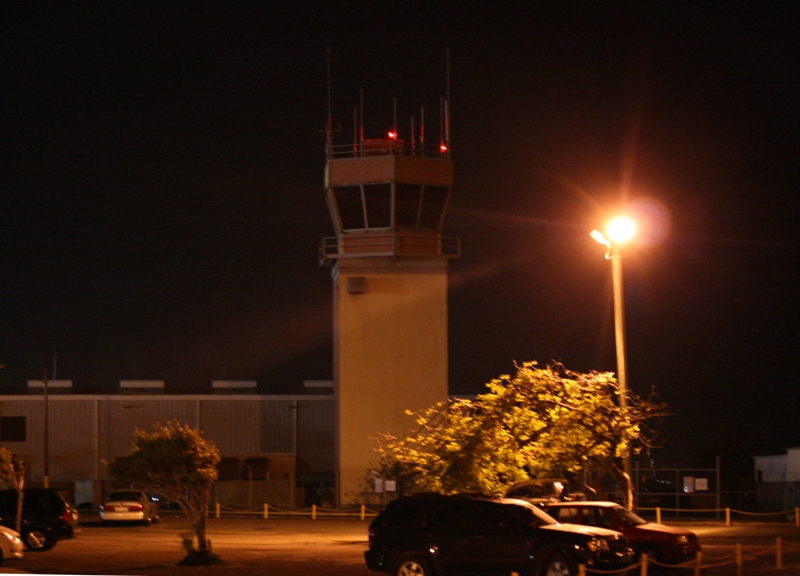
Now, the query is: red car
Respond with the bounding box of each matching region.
[542,501,701,565]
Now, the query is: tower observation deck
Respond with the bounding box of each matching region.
[320,136,460,263]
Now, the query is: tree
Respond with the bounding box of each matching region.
[0,448,29,534]
[108,421,223,565]
[375,361,668,503]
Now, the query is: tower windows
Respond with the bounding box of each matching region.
[330,182,450,232]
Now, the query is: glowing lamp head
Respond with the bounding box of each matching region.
[606,216,637,245]
[387,130,397,140]
[439,143,449,153]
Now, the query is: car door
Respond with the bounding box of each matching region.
[423,501,471,573]
[597,507,640,549]
[460,502,532,573]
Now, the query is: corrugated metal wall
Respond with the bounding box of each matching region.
[200,399,262,454]
[0,394,333,484]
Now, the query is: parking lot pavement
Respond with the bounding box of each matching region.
[0,514,374,576]
[1,515,798,575]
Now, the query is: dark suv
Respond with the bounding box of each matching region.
[365,495,632,576]
[0,489,79,551]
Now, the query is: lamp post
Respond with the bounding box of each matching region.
[591,216,636,509]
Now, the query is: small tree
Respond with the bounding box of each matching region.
[108,421,222,565]
[376,361,669,504]
[0,448,29,534]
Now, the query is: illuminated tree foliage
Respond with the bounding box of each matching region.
[109,421,222,565]
[375,361,668,500]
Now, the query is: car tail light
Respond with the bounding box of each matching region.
[128,504,144,512]
[368,528,376,544]
[61,509,72,523]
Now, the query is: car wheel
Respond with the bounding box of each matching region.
[539,551,578,576]
[395,554,433,576]
[24,528,56,551]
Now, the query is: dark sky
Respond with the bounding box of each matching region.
[2,3,799,467]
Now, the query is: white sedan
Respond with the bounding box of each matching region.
[0,524,23,563]
[100,490,159,525]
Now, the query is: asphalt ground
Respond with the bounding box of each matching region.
[0,512,798,575]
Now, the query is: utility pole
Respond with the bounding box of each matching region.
[43,369,49,489]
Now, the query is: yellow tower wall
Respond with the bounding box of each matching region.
[333,258,449,504]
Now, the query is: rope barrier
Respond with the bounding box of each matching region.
[639,505,800,526]
[209,501,379,520]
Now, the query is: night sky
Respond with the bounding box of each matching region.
[3,3,799,468]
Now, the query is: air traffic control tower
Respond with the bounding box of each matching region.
[321,96,459,504]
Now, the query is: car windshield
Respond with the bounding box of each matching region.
[108,491,144,501]
[503,501,557,526]
[612,505,647,526]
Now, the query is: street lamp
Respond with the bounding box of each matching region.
[591,216,637,509]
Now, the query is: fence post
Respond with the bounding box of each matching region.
[694,551,702,576]
[641,553,649,576]
[736,543,743,576]
[360,504,366,521]
[312,504,317,520]
[726,507,731,526]
[656,507,661,525]
[776,537,782,569]
[578,565,586,576]
[215,502,220,519]
[263,503,269,520]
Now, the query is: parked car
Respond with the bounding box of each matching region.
[505,478,584,504]
[0,488,79,551]
[100,490,159,525]
[0,525,23,563]
[365,494,632,576]
[541,501,701,565]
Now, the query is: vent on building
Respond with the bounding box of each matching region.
[304,380,333,395]
[347,276,367,294]
[212,380,258,394]
[26,380,73,394]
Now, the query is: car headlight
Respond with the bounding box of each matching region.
[587,537,610,553]
[3,532,15,542]
[676,535,689,545]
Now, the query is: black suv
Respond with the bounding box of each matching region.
[0,489,79,551]
[365,495,632,576]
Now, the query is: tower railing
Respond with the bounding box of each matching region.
[327,139,450,160]
[320,233,460,263]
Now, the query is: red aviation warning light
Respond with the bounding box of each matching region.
[387,130,397,140]
[439,143,448,154]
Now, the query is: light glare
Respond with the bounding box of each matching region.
[606,216,637,244]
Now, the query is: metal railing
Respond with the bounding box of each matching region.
[320,234,460,261]
[326,140,450,160]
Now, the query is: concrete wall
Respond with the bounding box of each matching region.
[333,258,449,504]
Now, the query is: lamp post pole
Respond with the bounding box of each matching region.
[609,246,633,509]
[43,368,50,489]
[592,217,636,510]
